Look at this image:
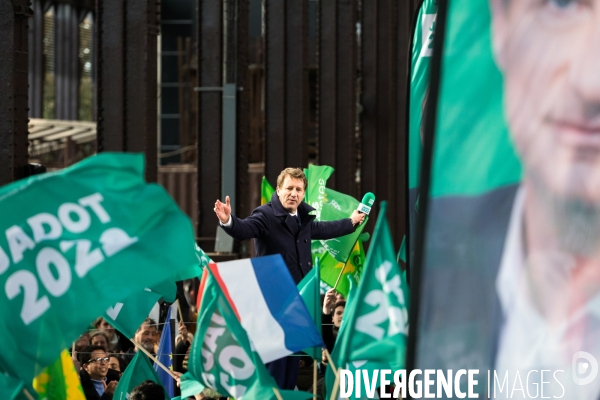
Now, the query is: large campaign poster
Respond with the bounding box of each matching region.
[406,0,437,267]
[415,0,600,398]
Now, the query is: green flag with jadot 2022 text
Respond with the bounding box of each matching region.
[0,153,197,382]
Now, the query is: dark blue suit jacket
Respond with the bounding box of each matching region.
[221,193,355,284]
[416,185,518,393]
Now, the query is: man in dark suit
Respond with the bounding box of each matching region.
[214,167,364,389]
[214,167,364,284]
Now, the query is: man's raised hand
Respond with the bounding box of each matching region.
[214,195,232,224]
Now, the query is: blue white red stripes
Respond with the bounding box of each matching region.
[209,254,323,363]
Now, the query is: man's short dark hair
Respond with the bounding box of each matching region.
[80,345,107,365]
[333,301,346,310]
[130,380,166,400]
[136,318,157,333]
[109,353,126,371]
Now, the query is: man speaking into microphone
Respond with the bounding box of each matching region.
[214,167,364,390]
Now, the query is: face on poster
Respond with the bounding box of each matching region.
[415,0,600,397]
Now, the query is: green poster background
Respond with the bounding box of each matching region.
[409,0,437,190]
[430,0,521,198]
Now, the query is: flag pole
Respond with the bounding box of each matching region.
[132,340,178,380]
[329,370,340,400]
[175,298,185,323]
[272,387,284,400]
[323,348,337,375]
[22,389,35,400]
[313,360,317,399]
[332,262,347,291]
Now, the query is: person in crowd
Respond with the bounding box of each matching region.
[123,318,157,364]
[331,301,345,338]
[129,380,166,400]
[90,331,110,352]
[322,289,345,315]
[79,345,119,400]
[174,320,193,372]
[214,167,364,390]
[93,317,129,353]
[108,354,125,377]
[74,331,91,353]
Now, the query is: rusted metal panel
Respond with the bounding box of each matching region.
[317,0,337,170]
[360,0,377,200]
[264,0,285,185]
[55,2,79,120]
[0,0,31,185]
[284,0,308,169]
[333,0,357,197]
[96,0,158,182]
[375,0,396,232]
[28,0,43,118]
[196,0,223,237]
[360,0,409,247]
[96,0,125,152]
[394,0,412,246]
[125,0,158,182]
[158,165,198,235]
[235,0,251,229]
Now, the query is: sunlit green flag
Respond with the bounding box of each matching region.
[0,153,197,382]
[261,176,276,205]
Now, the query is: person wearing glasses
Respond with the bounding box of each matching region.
[79,345,119,400]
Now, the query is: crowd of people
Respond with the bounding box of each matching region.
[69,286,350,400]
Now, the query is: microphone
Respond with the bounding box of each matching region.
[357,192,375,215]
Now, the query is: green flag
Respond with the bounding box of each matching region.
[113,351,170,400]
[316,233,366,298]
[103,288,163,338]
[325,275,387,400]
[187,271,313,400]
[409,0,437,191]
[32,349,85,400]
[179,373,206,399]
[304,164,334,216]
[327,203,409,399]
[0,153,197,382]
[297,261,323,360]
[0,373,35,400]
[105,242,208,338]
[261,176,276,205]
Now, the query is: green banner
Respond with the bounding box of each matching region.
[0,153,197,382]
[297,263,322,360]
[261,176,276,205]
[187,271,313,400]
[409,0,438,190]
[335,202,408,370]
[0,373,33,400]
[113,351,170,400]
[103,287,163,338]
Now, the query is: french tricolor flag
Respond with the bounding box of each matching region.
[208,254,324,363]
